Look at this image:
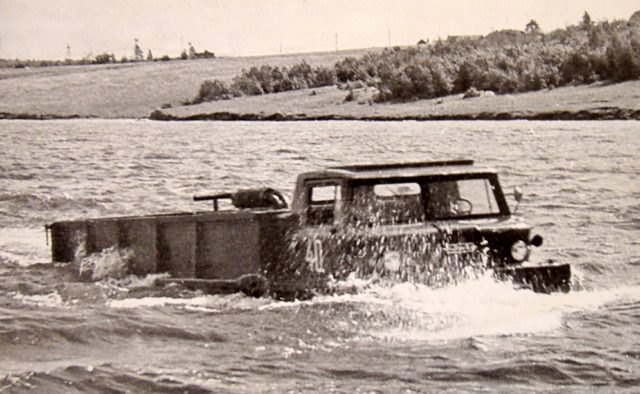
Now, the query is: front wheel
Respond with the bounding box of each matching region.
[237,274,269,297]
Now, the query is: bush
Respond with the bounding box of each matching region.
[605,33,640,81]
[335,57,369,82]
[311,66,336,87]
[94,53,112,64]
[193,79,231,103]
[561,50,596,83]
[288,61,313,88]
[463,87,481,99]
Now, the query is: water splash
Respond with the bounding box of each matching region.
[289,228,491,293]
[77,246,133,281]
[363,276,564,341]
[264,274,640,343]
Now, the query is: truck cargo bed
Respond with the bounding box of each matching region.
[48,209,292,281]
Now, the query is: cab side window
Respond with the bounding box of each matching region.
[307,183,340,225]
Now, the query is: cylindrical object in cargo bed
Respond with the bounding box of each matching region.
[232,188,288,209]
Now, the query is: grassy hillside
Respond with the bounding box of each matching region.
[0,48,378,118]
[157,80,640,120]
[1,44,638,120]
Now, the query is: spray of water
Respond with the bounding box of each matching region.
[77,246,133,281]
[260,271,640,342]
[289,227,493,295]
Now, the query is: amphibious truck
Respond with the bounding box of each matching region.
[47,160,571,298]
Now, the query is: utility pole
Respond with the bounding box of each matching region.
[335,33,338,52]
[66,45,71,59]
[388,30,391,47]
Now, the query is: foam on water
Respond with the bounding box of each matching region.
[12,291,64,307]
[108,295,218,309]
[0,227,50,266]
[269,274,640,343]
[107,292,272,311]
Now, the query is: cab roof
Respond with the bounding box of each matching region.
[299,160,498,181]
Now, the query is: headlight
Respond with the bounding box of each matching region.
[510,240,529,262]
[530,234,543,247]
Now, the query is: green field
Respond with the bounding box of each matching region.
[0,49,376,119]
[1,48,638,120]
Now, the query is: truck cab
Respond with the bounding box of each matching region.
[287,160,570,292]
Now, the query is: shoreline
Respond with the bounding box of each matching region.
[148,107,640,121]
[0,112,85,121]
[1,108,637,122]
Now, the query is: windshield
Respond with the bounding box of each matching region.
[349,177,503,225]
[424,178,501,219]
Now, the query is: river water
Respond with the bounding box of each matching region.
[0,119,638,393]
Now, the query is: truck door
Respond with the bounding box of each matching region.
[297,180,344,275]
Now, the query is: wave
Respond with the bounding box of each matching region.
[1,364,214,393]
[142,153,178,160]
[465,362,579,384]
[0,294,231,349]
[0,192,103,211]
[0,173,37,181]
[3,269,640,392]
[0,193,110,227]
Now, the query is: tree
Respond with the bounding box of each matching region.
[311,66,336,87]
[581,12,593,29]
[94,53,112,64]
[200,50,215,59]
[133,39,144,61]
[147,49,153,61]
[525,19,541,34]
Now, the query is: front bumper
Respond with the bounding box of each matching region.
[494,260,571,293]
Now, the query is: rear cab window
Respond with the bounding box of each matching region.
[306,182,342,226]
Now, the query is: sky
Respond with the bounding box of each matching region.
[1,0,639,60]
